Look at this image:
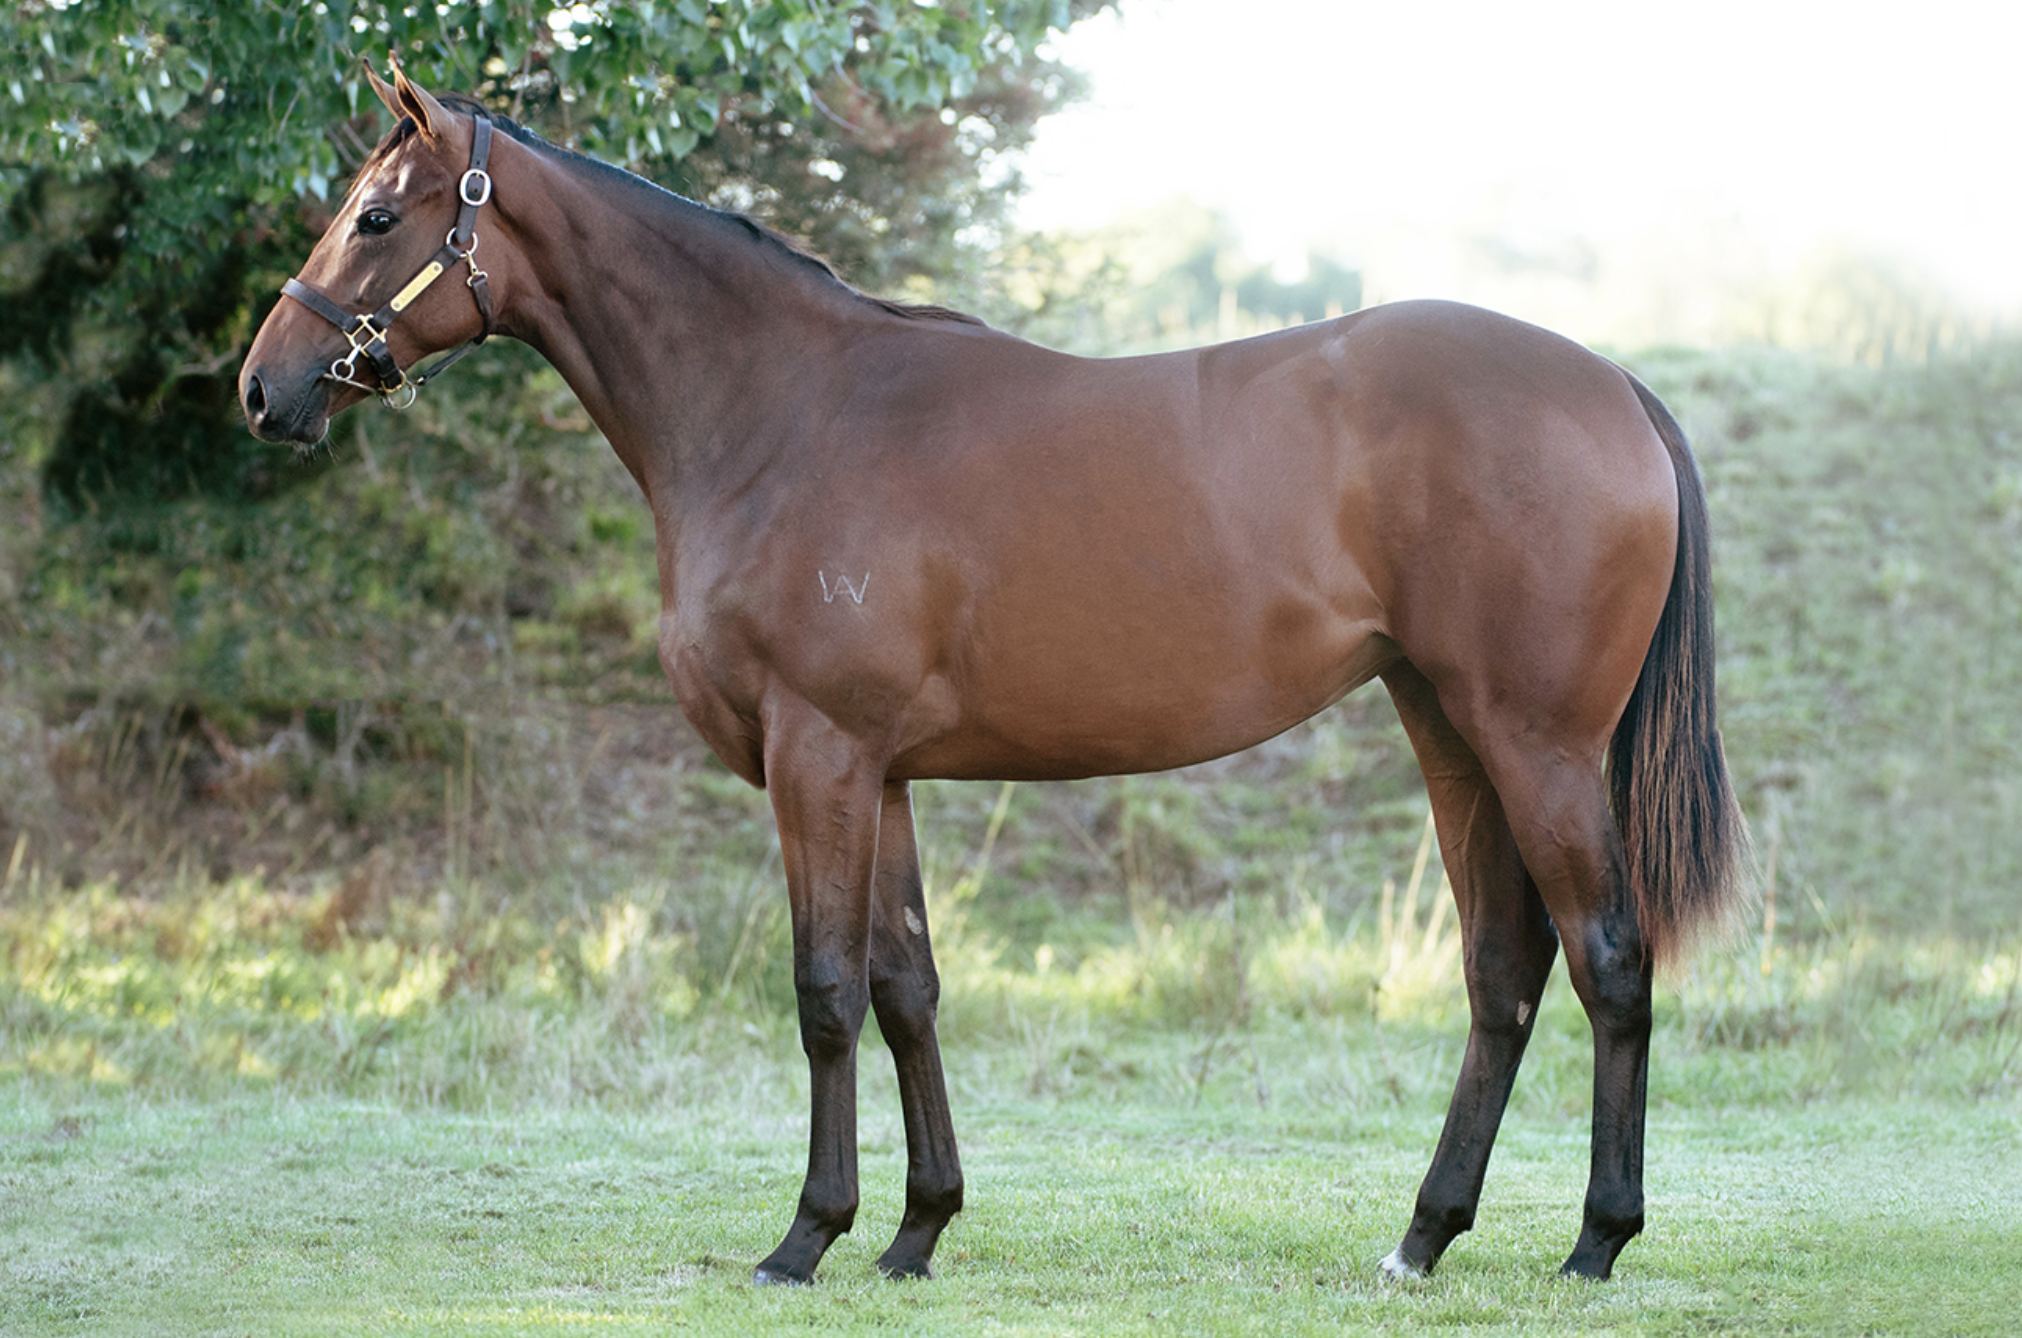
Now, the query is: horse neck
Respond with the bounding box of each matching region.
[490,134,861,498]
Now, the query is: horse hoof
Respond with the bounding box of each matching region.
[1379,1248,1427,1281]
[1557,1252,1613,1281]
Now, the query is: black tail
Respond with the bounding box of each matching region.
[1611,375,1750,963]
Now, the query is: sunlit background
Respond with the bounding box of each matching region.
[1017,0,2021,349]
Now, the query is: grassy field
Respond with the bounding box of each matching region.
[3,855,2019,1335]
[5,1061,2020,1336]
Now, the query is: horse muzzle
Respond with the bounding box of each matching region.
[240,362,337,445]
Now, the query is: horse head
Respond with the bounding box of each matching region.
[240,59,498,444]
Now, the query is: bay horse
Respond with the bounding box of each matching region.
[241,63,1746,1285]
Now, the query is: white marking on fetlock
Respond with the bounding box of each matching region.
[1380,1248,1426,1281]
[903,907,924,936]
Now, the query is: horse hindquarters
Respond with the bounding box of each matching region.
[1376,374,1744,1280]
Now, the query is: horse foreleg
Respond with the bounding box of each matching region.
[753,714,886,1285]
[1380,666,1560,1278]
[866,780,964,1278]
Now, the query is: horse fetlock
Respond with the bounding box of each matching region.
[904,1172,964,1223]
[1561,1193,1642,1278]
[1582,1189,1644,1243]
[799,1185,860,1236]
[1411,1193,1477,1242]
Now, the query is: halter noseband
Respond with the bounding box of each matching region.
[280,115,497,410]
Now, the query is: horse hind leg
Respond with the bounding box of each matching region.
[866,780,964,1278]
[1479,737,1654,1279]
[1379,664,1560,1278]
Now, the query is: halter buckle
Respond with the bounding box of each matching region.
[344,314,388,354]
[459,168,493,208]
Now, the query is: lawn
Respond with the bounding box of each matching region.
[4,874,2019,1336]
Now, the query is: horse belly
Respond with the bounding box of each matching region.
[890,536,1393,781]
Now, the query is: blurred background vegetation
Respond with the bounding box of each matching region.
[1,1,2018,1102]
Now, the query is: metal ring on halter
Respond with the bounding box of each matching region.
[459,168,493,208]
[381,381,419,411]
[329,351,379,394]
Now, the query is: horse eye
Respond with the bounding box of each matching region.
[358,208,398,237]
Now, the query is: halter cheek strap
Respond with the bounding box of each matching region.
[280,115,497,408]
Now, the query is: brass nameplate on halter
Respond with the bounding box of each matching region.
[389,261,446,313]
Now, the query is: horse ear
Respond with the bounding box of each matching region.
[362,58,401,122]
[386,51,453,144]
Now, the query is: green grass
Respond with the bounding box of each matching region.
[3,868,2020,1335]
[5,1037,2019,1336]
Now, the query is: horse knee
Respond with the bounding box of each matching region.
[907,1166,964,1219]
[796,964,870,1060]
[1461,932,1557,1036]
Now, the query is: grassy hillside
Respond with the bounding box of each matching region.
[1641,342,2022,940]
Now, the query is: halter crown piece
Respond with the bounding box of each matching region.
[280,115,497,410]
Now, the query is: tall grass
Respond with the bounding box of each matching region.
[6,801,2015,1115]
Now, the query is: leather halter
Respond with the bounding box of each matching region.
[280,115,497,409]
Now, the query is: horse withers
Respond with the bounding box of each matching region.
[241,62,1747,1285]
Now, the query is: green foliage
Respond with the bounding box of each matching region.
[1,1,1077,214]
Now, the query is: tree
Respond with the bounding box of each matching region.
[0,0,1100,510]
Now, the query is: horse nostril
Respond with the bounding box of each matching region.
[244,373,268,420]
